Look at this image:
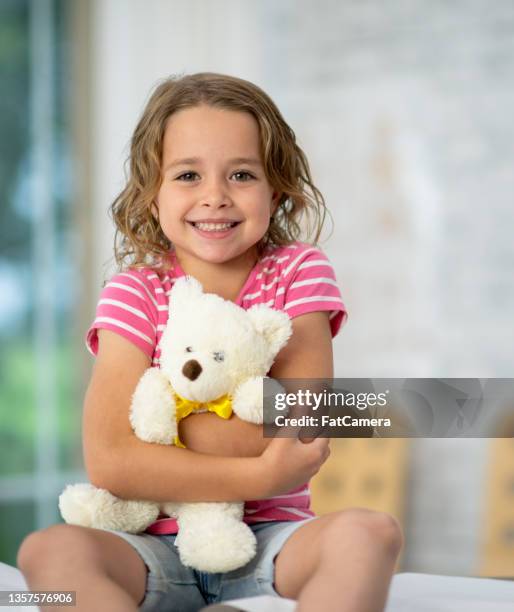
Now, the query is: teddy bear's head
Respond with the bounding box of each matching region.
[158,276,292,402]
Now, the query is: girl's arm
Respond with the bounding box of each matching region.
[179,310,334,454]
[269,311,334,378]
[83,329,327,503]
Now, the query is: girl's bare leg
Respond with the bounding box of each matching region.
[17,524,147,612]
[274,508,403,612]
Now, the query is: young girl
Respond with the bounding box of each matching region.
[17,73,402,612]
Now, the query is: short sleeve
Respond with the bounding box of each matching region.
[282,246,348,337]
[86,271,159,359]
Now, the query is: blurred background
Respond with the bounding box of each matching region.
[1,0,514,576]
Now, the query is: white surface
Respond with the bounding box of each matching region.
[223,595,295,611]
[3,562,514,611]
[0,563,37,612]
[385,573,514,612]
[225,573,514,612]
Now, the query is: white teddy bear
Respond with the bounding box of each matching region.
[59,276,292,573]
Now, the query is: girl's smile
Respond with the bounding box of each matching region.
[186,218,242,238]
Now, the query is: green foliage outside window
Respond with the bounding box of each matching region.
[0,0,80,567]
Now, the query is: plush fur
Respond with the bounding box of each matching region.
[59,276,292,573]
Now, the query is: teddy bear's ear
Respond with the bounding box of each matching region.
[247,305,293,356]
[169,276,204,311]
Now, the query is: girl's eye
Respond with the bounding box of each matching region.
[177,172,199,182]
[232,171,254,182]
[185,346,193,353]
[213,351,225,362]
[176,171,254,182]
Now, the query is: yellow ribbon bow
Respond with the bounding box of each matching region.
[173,392,233,448]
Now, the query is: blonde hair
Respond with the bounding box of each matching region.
[111,72,330,269]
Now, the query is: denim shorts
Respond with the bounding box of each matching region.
[109,519,313,611]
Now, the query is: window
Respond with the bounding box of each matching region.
[0,0,82,566]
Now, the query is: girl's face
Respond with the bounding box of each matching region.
[156,104,277,267]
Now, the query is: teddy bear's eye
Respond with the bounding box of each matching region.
[213,351,225,362]
[185,346,193,353]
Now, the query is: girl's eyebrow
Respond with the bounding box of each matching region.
[165,157,262,171]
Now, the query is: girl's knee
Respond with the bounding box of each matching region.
[18,524,97,573]
[323,509,403,557]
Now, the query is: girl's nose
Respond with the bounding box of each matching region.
[201,198,230,208]
[200,179,232,208]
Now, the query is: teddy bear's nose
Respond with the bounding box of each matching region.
[182,359,202,381]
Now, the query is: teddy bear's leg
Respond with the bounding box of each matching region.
[130,367,178,444]
[59,484,160,533]
[172,502,257,573]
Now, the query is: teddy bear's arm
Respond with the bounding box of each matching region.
[231,377,265,424]
[232,377,288,425]
[129,367,177,445]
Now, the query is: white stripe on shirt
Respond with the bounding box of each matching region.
[94,317,154,346]
[284,295,344,310]
[98,299,156,331]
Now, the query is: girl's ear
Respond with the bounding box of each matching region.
[271,192,281,215]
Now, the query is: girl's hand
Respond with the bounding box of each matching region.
[258,435,330,498]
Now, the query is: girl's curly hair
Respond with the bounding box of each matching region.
[111,72,330,269]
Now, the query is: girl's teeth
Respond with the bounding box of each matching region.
[194,222,235,231]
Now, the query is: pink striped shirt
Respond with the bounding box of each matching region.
[86,241,347,534]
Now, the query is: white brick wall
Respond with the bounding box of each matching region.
[261,0,514,574]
